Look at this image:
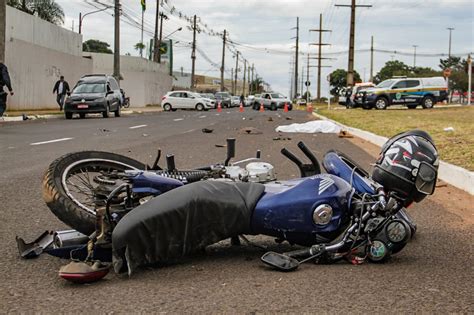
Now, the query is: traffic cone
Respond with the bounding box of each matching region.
[284,102,289,113]
[217,102,222,113]
[307,103,313,112]
[239,102,244,112]
[259,102,264,112]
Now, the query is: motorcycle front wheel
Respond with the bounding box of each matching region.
[42,151,146,235]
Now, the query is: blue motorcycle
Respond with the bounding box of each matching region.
[18,130,438,282]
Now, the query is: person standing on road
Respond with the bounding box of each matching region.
[0,62,14,119]
[53,76,70,111]
[240,94,245,106]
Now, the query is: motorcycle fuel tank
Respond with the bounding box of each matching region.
[128,171,184,195]
[251,174,353,246]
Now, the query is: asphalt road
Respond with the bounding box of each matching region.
[0,108,472,313]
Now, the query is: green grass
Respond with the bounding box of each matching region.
[315,105,474,171]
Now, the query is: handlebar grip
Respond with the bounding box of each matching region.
[285,247,311,258]
[281,148,303,167]
[297,141,321,174]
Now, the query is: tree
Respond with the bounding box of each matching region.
[373,60,410,83]
[302,91,311,100]
[250,76,265,94]
[134,42,145,56]
[439,56,470,101]
[373,60,442,84]
[8,0,64,25]
[83,39,113,54]
[328,69,361,96]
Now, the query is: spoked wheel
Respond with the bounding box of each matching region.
[43,151,146,235]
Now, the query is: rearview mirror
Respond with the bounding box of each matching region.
[261,252,299,271]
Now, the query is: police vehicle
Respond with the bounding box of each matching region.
[355,77,448,110]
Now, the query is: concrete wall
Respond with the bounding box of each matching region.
[86,53,172,106]
[6,6,82,56]
[5,39,92,110]
[172,71,191,89]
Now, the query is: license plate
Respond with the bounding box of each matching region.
[77,104,88,109]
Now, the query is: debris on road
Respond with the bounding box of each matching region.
[202,128,214,133]
[273,136,292,141]
[239,127,263,135]
[275,120,341,134]
[338,130,354,138]
[443,127,455,132]
[268,117,273,122]
[215,144,226,148]
[285,117,293,120]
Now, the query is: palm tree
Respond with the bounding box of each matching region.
[8,0,65,25]
[134,42,146,57]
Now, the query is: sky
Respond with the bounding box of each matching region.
[56,0,474,97]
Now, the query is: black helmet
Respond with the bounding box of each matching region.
[372,130,439,205]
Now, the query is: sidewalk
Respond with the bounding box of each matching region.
[1,106,163,122]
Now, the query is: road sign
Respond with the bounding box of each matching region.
[305,81,311,87]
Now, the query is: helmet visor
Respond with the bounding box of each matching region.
[415,162,437,195]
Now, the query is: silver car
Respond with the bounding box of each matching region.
[161,91,215,111]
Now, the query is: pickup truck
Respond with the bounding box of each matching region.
[253,92,292,111]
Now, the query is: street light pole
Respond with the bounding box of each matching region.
[447,27,454,57]
[79,6,112,34]
[412,45,418,68]
[113,0,120,84]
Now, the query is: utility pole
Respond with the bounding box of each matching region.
[0,0,5,62]
[306,54,310,102]
[412,45,418,68]
[447,27,454,57]
[140,8,144,57]
[113,0,120,83]
[220,30,226,92]
[191,15,197,90]
[370,35,374,82]
[335,0,372,86]
[309,13,331,101]
[293,17,299,99]
[153,0,160,62]
[247,64,250,96]
[251,64,255,95]
[301,66,304,97]
[467,54,472,105]
[234,51,239,95]
[231,68,234,94]
[157,13,168,63]
[243,59,247,96]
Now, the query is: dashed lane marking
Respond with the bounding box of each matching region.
[129,124,148,129]
[173,118,184,121]
[30,138,73,146]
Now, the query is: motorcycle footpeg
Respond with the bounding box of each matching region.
[261,251,300,272]
[16,231,55,259]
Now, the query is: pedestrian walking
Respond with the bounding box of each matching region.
[53,76,70,111]
[240,94,245,106]
[0,62,14,119]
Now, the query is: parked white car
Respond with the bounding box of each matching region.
[161,91,215,111]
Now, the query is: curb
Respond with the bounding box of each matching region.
[312,111,474,195]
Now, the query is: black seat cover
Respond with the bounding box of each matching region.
[112,180,265,274]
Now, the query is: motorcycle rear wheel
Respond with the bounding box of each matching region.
[42,151,146,235]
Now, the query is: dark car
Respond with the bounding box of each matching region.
[64,74,122,119]
[214,92,232,108]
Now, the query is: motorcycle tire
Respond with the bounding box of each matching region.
[42,151,146,235]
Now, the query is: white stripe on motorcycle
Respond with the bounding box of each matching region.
[30,138,73,146]
[129,124,147,129]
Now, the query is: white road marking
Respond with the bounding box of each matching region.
[173,118,184,121]
[30,137,73,146]
[199,115,206,118]
[129,124,147,129]
[183,129,196,133]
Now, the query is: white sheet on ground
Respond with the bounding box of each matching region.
[275,120,341,133]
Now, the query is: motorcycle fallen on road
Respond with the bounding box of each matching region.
[17,130,439,283]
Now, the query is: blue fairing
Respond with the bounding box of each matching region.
[323,151,375,194]
[129,171,184,195]
[251,174,353,246]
